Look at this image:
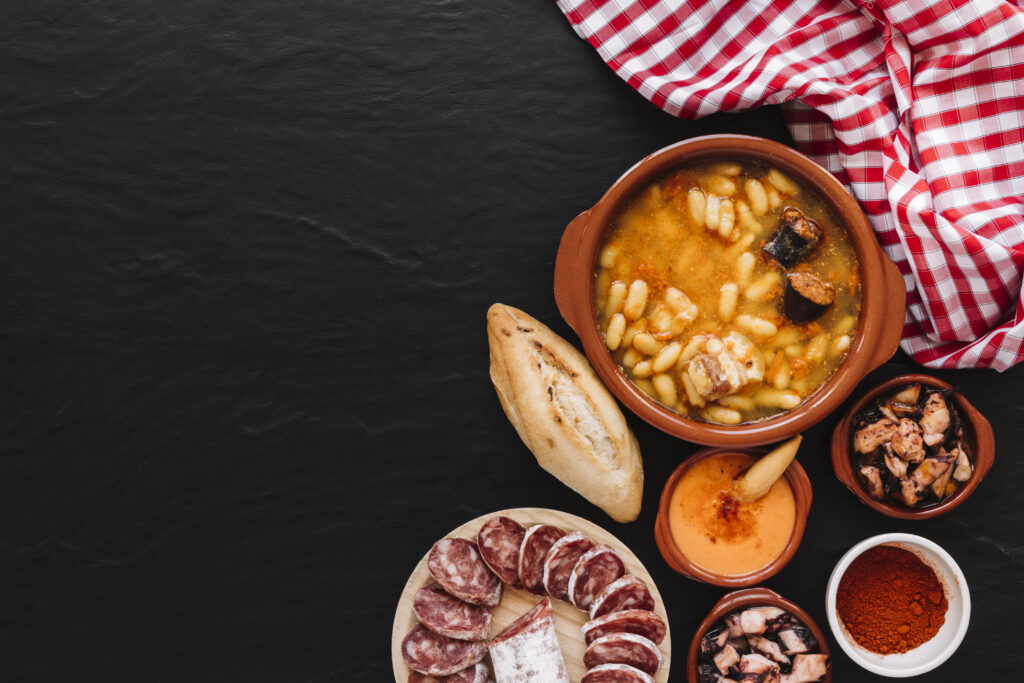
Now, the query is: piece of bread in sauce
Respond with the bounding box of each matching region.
[487,303,643,523]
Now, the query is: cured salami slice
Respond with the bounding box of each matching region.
[488,598,570,683]
[413,582,492,641]
[589,575,655,619]
[517,524,566,595]
[583,632,663,675]
[477,516,526,588]
[582,609,668,645]
[542,532,596,601]
[408,662,490,682]
[428,538,502,607]
[567,545,625,610]
[581,663,655,683]
[402,624,487,677]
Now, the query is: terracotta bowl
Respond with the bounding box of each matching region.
[830,373,994,520]
[553,134,906,446]
[687,587,832,683]
[654,447,812,587]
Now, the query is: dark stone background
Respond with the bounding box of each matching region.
[1,1,1020,681]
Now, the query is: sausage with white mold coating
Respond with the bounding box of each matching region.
[783,272,834,323]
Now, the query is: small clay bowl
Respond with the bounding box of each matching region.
[830,374,994,519]
[655,447,812,587]
[687,587,832,683]
[553,134,907,447]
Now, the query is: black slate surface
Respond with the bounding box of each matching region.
[1,2,1021,681]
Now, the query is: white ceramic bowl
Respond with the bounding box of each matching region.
[825,533,970,677]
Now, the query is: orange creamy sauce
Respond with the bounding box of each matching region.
[668,453,796,576]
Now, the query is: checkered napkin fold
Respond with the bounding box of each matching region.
[556,0,1024,370]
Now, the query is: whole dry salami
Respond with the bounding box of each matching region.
[413,582,492,641]
[402,624,487,677]
[581,663,655,683]
[589,575,655,619]
[542,532,596,601]
[517,524,566,595]
[428,538,502,607]
[567,545,625,610]
[583,632,663,675]
[582,609,667,646]
[477,516,526,588]
[488,598,570,683]
[408,662,490,683]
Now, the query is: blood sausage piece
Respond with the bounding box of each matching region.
[488,598,570,683]
[408,662,490,683]
[582,609,668,645]
[477,516,527,588]
[402,624,487,677]
[413,583,492,641]
[581,663,655,683]
[568,545,626,610]
[542,532,596,601]
[517,525,566,595]
[583,632,663,675]
[428,538,502,607]
[589,575,655,619]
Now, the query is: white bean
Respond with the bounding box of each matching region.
[755,387,801,410]
[765,183,782,208]
[687,188,706,226]
[605,281,627,316]
[718,283,739,321]
[632,332,660,355]
[600,244,620,269]
[623,279,649,320]
[736,200,760,234]
[745,179,769,215]
[622,321,645,349]
[770,357,791,390]
[718,394,755,411]
[744,272,779,301]
[791,378,810,396]
[806,333,829,364]
[709,162,742,177]
[772,327,802,347]
[767,168,800,195]
[706,337,724,355]
[621,348,640,368]
[835,315,856,335]
[706,175,736,196]
[632,360,653,378]
[736,252,756,284]
[679,335,708,367]
[652,374,678,407]
[734,314,778,338]
[605,313,626,351]
[634,378,657,399]
[705,194,721,232]
[718,199,735,239]
[665,287,692,312]
[833,334,852,355]
[784,344,804,358]
[681,372,706,407]
[652,342,683,374]
[705,404,742,425]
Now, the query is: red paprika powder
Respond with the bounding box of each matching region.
[836,545,947,654]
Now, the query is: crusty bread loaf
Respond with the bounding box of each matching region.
[487,303,643,523]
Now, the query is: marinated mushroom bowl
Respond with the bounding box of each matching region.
[687,587,832,683]
[655,447,812,587]
[553,135,906,446]
[830,374,994,519]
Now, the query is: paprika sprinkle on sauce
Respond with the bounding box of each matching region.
[836,545,948,654]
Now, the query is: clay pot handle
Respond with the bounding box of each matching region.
[553,210,594,336]
[869,255,908,369]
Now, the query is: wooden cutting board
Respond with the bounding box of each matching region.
[391,507,671,682]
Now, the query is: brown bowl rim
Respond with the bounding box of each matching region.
[829,373,995,520]
[553,134,907,447]
[655,447,812,587]
[686,587,833,683]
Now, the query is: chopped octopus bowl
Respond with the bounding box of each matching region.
[830,374,994,519]
[826,534,970,677]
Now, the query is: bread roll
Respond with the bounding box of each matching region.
[487,304,643,523]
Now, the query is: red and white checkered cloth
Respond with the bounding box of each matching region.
[556,0,1024,370]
